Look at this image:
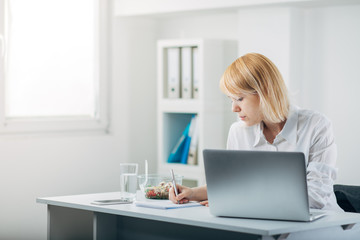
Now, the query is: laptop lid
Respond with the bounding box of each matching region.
[203,149,311,221]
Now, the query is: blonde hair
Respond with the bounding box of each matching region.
[220,53,289,123]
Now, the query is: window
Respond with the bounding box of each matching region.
[0,0,109,133]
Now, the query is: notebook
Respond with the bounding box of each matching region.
[135,200,201,209]
[203,149,326,222]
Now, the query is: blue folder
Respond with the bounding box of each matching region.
[167,123,190,163]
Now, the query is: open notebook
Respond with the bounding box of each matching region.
[134,200,202,209]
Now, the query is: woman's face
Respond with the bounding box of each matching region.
[230,93,262,126]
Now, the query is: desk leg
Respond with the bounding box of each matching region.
[341,223,355,230]
[93,212,117,240]
[48,205,93,240]
[271,233,290,240]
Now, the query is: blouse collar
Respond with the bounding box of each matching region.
[253,105,298,147]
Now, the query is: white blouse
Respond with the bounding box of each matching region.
[227,105,343,212]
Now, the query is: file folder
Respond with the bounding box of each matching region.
[181,47,192,99]
[192,47,199,99]
[167,48,181,99]
[187,115,198,165]
[180,115,196,164]
[167,123,190,163]
[180,135,191,164]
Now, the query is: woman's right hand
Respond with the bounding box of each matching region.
[169,184,194,204]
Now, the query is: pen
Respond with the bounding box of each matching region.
[170,169,179,203]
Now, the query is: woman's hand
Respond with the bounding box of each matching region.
[199,200,209,207]
[169,184,194,204]
[169,184,209,206]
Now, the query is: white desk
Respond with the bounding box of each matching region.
[37,192,360,240]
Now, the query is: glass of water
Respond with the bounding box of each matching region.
[120,163,138,201]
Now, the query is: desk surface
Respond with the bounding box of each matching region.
[37,191,360,237]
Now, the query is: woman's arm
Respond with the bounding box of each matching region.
[169,185,208,204]
[307,117,338,209]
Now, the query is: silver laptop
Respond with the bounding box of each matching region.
[203,149,326,222]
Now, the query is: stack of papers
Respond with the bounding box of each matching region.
[134,200,202,209]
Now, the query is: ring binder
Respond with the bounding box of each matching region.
[167,47,181,99]
[181,47,193,99]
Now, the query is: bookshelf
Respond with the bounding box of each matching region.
[157,39,236,186]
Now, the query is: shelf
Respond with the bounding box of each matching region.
[160,162,202,172]
[158,162,204,185]
[158,99,201,113]
[160,113,195,165]
[157,38,236,187]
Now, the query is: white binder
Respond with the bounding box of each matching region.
[167,48,181,98]
[181,47,192,99]
[192,47,199,99]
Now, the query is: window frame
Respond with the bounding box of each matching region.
[0,0,110,134]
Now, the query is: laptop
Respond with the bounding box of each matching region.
[203,149,326,222]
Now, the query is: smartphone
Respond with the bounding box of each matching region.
[91,198,133,205]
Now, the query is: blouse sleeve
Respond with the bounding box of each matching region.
[306,116,338,209]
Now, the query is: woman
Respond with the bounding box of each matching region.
[169,53,343,211]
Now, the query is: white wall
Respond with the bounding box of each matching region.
[0,16,159,240]
[302,5,360,184]
[114,17,158,173]
[1,2,360,239]
[0,135,122,239]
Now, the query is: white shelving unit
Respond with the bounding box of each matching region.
[157,39,235,186]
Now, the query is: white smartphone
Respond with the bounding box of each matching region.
[91,198,133,205]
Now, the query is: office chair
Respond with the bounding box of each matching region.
[334,184,360,213]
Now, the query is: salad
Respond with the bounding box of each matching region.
[144,181,173,199]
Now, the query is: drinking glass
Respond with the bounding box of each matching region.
[120,163,138,201]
